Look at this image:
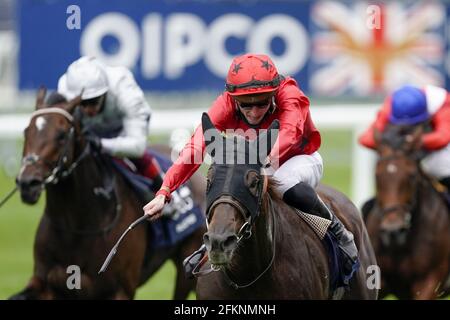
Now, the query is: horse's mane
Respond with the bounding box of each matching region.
[262,177,284,211]
[46,92,68,106]
[381,125,414,149]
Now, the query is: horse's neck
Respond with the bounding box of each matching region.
[45,154,115,225]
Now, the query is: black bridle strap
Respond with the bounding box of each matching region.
[207,197,252,241]
[221,195,277,290]
[379,203,412,215]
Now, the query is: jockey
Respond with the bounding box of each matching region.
[57,56,164,193]
[143,53,359,277]
[359,84,450,191]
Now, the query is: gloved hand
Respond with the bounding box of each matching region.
[83,130,102,152]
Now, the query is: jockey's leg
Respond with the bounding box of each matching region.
[273,152,358,276]
[131,151,163,193]
[421,143,450,204]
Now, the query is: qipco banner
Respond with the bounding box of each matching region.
[18,0,450,96]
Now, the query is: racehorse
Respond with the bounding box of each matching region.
[195,113,378,299]
[364,124,450,299]
[10,88,206,299]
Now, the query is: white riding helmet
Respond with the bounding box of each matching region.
[62,56,109,100]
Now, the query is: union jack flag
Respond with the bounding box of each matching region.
[309,1,445,96]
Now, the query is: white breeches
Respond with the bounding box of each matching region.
[272,152,324,195]
[421,143,450,179]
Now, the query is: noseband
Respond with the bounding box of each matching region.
[207,196,253,243]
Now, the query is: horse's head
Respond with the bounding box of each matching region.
[201,113,279,267]
[17,87,82,204]
[374,124,424,246]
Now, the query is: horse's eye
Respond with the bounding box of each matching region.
[56,131,67,143]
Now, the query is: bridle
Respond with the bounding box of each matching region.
[375,151,420,230]
[22,108,89,185]
[20,107,121,235]
[194,173,277,290]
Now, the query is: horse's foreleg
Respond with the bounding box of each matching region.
[112,288,132,300]
[412,270,446,300]
[172,228,204,300]
[8,276,49,300]
[173,262,195,300]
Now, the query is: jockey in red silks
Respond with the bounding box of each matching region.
[143,53,358,275]
[359,85,450,189]
[58,56,164,193]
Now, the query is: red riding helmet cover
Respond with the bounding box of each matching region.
[225,53,281,96]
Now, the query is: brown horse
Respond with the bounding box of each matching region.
[10,88,206,299]
[195,113,378,299]
[364,124,450,299]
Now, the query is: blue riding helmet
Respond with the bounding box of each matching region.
[389,85,429,125]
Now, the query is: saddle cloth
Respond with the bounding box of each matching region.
[293,209,357,297]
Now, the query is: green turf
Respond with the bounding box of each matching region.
[0,130,352,299]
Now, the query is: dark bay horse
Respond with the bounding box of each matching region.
[364,125,450,299]
[10,88,206,299]
[195,113,378,299]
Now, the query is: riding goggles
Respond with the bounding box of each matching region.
[235,97,273,110]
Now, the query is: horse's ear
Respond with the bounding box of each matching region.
[201,113,216,135]
[256,119,279,163]
[64,94,82,114]
[202,113,223,157]
[36,86,47,109]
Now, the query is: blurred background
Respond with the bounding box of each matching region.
[0,0,448,299]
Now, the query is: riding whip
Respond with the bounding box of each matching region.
[0,186,17,208]
[98,215,148,274]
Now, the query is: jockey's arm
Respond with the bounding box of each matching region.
[156,95,231,201]
[268,84,310,169]
[422,95,450,150]
[358,97,392,149]
[101,69,151,158]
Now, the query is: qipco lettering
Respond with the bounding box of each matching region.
[80,13,309,79]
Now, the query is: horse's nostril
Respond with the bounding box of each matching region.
[223,235,237,250]
[203,234,210,247]
[19,177,43,189]
[29,179,43,188]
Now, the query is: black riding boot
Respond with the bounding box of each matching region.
[440,177,450,188]
[283,182,359,275]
